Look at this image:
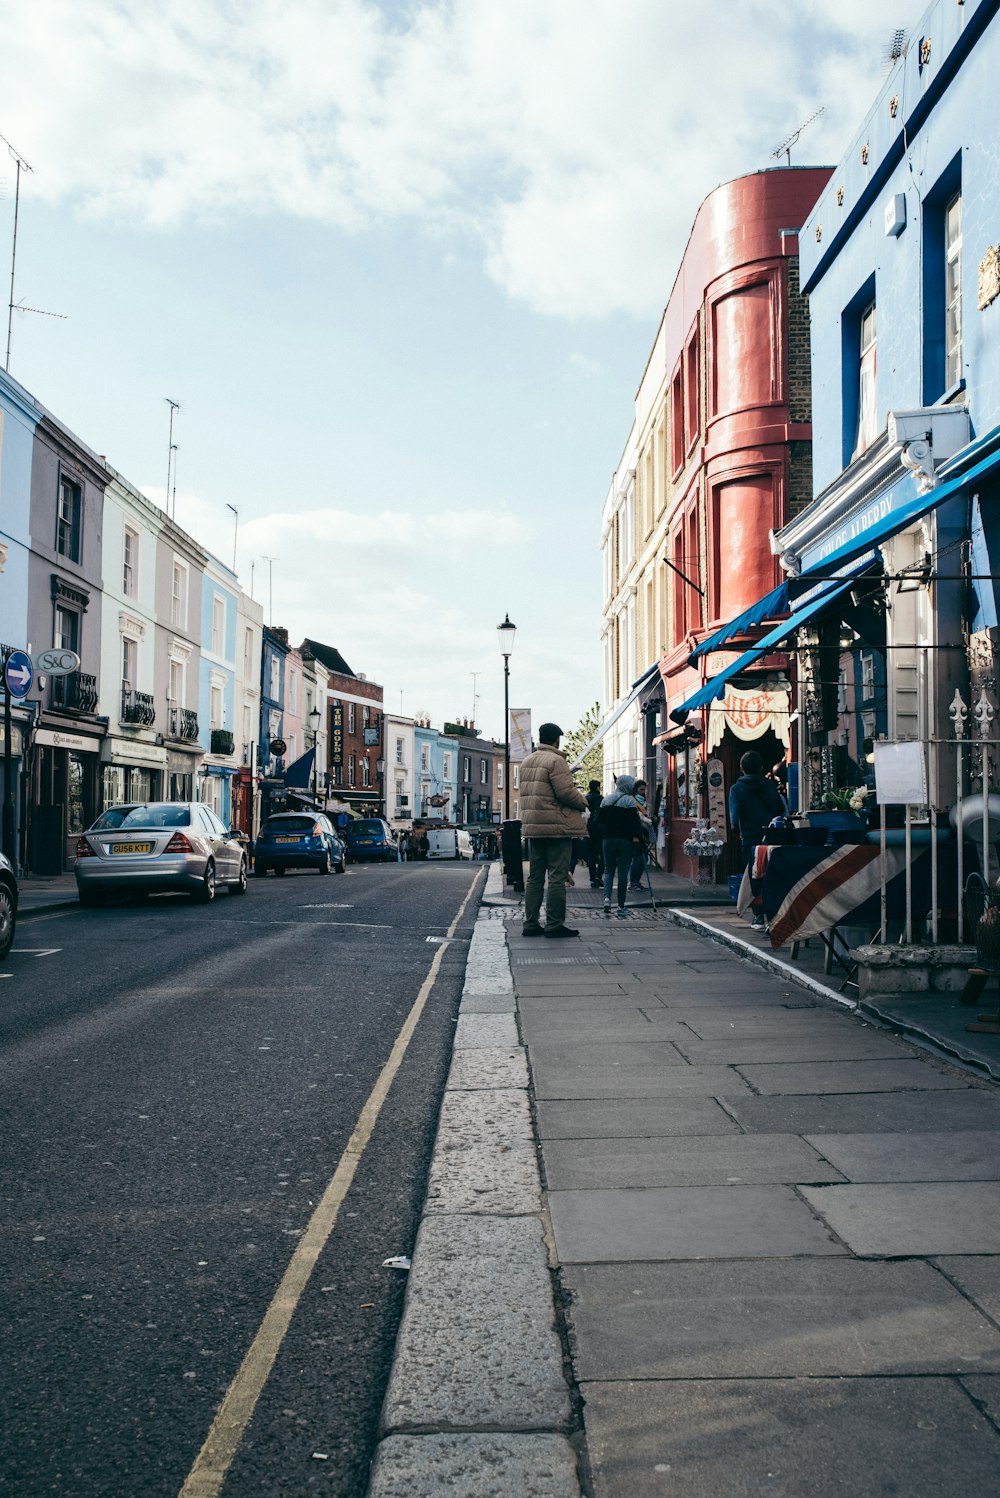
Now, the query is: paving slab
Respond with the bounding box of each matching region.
[380,1215,570,1433]
[960,1375,1000,1428]
[447,1046,529,1091]
[548,1184,845,1262]
[935,1256,1000,1322]
[735,1057,966,1094]
[533,1057,751,1101]
[579,1377,1000,1498]
[519,1009,688,1045]
[800,1181,1000,1255]
[725,1087,1000,1135]
[542,1132,844,1190]
[516,992,667,1013]
[675,1009,858,1037]
[805,1131,1000,1182]
[452,1013,520,1049]
[536,1097,743,1140]
[425,1089,540,1215]
[674,1032,909,1064]
[530,1037,687,1082]
[561,1258,1000,1378]
[458,991,517,1014]
[367,1434,581,1498]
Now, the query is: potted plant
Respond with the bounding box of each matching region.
[807,786,868,831]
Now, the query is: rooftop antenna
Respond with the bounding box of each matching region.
[171,444,179,521]
[470,670,480,727]
[226,503,238,571]
[165,399,180,516]
[261,555,277,626]
[771,106,825,167]
[882,29,908,70]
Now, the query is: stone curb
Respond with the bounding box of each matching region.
[366,865,581,1498]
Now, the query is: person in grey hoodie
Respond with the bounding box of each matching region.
[593,775,644,918]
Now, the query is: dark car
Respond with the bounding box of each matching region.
[253,813,347,876]
[344,817,398,863]
[0,850,17,960]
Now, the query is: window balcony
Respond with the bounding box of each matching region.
[168,705,200,741]
[51,671,98,714]
[121,687,156,727]
[211,728,235,756]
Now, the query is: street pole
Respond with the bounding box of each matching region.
[2,645,14,864]
[503,652,511,821]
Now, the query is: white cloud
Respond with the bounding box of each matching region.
[0,0,901,317]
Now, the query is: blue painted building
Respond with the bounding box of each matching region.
[414,723,458,822]
[198,554,239,824]
[259,625,289,818]
[0,367,41,867]
[772,0,1000,810]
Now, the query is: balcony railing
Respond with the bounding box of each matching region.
[51,671,98,714]
[168,706,200,741]
[121,687,156,727]
[210,728,235,756]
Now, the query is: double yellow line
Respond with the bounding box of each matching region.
[179,869,485,1497]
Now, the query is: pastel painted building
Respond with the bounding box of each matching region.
[197,554,239,823]
[0,367,41,868]
[414,722,457,821]
[384,712,415,829]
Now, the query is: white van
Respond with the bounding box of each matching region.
[425,827,474,860]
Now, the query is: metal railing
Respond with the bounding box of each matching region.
[51,671,98,714]
[120,687,155,726]
[168,706,199,741]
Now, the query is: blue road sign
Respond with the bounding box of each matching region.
[4,650,34,698]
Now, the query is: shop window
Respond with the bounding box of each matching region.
[57,476,82,561]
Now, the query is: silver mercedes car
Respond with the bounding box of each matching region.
[75,802,248,905]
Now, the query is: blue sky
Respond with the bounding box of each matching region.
[0,0,903,738]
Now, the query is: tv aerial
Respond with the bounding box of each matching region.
[2,129,66,371]
[771,107,825,167]
[882,29,908,70]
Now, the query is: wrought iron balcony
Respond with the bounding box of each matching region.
[168,705,200,741]
[121,687,156,727]
[51,670,98,714]
[210,728,235,756]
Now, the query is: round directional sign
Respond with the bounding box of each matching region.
[4,650,34,699]
[269,737,287,757]
[33,647,81,677]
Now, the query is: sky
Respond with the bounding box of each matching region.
[0,0,907,741]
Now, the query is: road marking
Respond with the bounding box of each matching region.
[178,867,484,1498]
[10,948,61,957]
[266,919,392,930]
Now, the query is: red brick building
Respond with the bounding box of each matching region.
[302,639,385,815]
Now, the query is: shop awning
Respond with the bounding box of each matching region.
[669,574,859,724]
[282,746,316,788]
[568,662,660,769]
[687,581,791,664]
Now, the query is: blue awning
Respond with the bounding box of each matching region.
[282,746,316,788]
[669,574,858,724]
[687,581,791,664]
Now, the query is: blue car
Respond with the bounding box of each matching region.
[254,812,347,877]
[344,817,398,863]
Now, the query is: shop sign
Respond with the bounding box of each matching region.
[34,728,101,753]
[104,738,168,766]
[706,683,791,754]
[0,725,23,755]
[330,703,344,765]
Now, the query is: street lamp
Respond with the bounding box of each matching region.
[309,705,321,801]
[496,613,516,820]
[376,757,385,820]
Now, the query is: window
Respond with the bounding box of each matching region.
[287,734,296,763]
[670,368,684,474]
[862,653,876,697]
[348,753,356,787]
[211,595,225,655]
[513,764,519,789]
[463,756,471,781]
[210,683,224,733]
[122,635,137,690]
[56,476,82,561]
[684,330,699,451]
[348,703,356,734]
[269,656,280,700]
[169,657,185,709]
[288,667,298,714]
[497,762,504,789]
[242,704,252,756]
[854,301,877,458]
[171,560,188,628]
[945,192,963,389]
[480,758,488,784]
[123,527,138,598]
[244,627,254,677]
[396,736,404,764]
[420,742,430,771]
[362,757,371,787]
[55,604,79,653]
[442,751,452,780]
[363,704,370,727]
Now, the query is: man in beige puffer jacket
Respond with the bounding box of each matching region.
[519,722,588,938]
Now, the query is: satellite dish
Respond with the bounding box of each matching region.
[949,794,1000,843]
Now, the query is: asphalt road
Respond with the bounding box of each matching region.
[0,860,484,1498]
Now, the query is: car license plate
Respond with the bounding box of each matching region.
[358,839,373,844]
[275,836,301,843]
[111,841,153,854]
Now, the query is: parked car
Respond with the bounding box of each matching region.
[344,817,398,863]
[425,827,474,860]
[0,850,17,960]
[253,813,347,876]
[75,802,248,904]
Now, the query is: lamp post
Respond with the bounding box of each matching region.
[496,613,516,820]
[309,705,321,801]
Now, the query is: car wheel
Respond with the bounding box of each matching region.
[274,865,286,877]
[335,856,346,874]
[196,861,216,903]
[318,850,331,875]
[79,889,104,908]
[232,857,248,895]
[254,860,268,877]
[0,883,15,960]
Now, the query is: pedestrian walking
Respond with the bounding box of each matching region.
[585,779,605,887]
[594,774,644,917]
[519,722,589,939]
[629,778,653,891]
[728,750,787,926]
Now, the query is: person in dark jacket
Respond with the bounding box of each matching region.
[585,779,604,887]
[595,775,644,918]
[728,750,787,870]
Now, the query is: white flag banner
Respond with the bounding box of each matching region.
[509,708,532,762]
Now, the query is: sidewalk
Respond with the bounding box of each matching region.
[13,871,80,916]
[368,867,1000,1497]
